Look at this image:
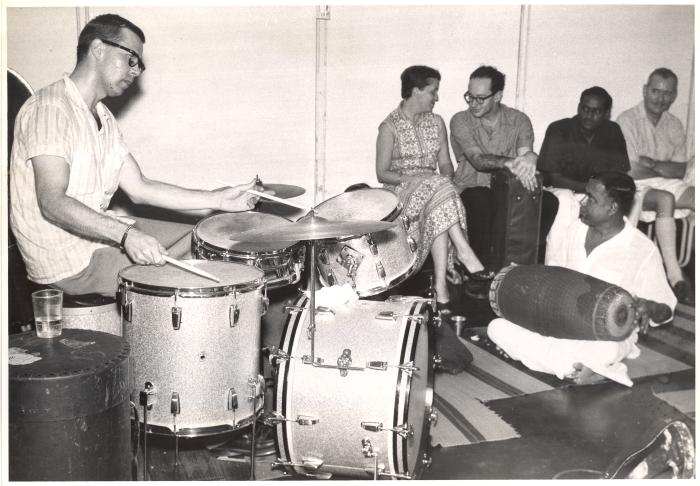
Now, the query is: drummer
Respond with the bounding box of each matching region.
[9,13,263,298]
[487,172,676,386]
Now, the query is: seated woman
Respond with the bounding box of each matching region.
[376,65,492,310]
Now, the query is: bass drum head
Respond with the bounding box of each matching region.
[273,297,434,479]
[314,188,398,221]
[118,260,264,294]
[194,212,299,253]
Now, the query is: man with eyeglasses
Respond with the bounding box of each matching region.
[9,13,259,298]
[616,68,694,305]
[449,65,546,279]
[488,172,676,386]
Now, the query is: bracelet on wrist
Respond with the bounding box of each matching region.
[120,223,135,248]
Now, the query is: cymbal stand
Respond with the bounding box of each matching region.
[307,240,318,363]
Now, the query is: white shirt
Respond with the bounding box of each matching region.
[616,101,687,164]
[548,218,677,312]
[10,75,129,283]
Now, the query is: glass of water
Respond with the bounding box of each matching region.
[31,289,63,338]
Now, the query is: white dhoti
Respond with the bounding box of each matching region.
[487,318,640,387]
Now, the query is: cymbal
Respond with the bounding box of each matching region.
[231,214,397,242]
[258,184,305,199]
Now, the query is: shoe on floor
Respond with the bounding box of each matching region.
[672,279,695,306]
[463,277,489,300]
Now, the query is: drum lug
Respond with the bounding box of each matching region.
[375,262,386,280]
[226,388,239,411]
[122,299,133,323]
[263,411,320,426]
[361,421,414,439]
[247,375,265,401]
[366,361,388,371]
[361,438,376,458]
[284,305,305,314]
[170,392,181,415]
[229,303,240,327]
[338,246,363,284]
[428,406,439,425]
[337,348,352,377]
[318,246,330,265]
[422,452,433,468]
[118,285,132,323]
[261,294,269,316]
[365,234,378,256]
[401,214,411,231]
[433,354,443,368]
[375,311,425,324]
[171,306,182,330]
[407,236,417,253]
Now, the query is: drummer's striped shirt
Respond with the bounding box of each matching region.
[10,74,129,284]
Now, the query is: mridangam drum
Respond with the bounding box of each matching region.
[192,212,305,289]
[271,296,436,479]
[119,260,267,436]
[313,188,419,297]
[490,264,636,341]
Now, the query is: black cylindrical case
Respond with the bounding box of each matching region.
[9,329,131,481]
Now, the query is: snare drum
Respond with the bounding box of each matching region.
[192,212,305,289]
[118,260,267,437]
[272,296,436,479]
[313,189,418,296]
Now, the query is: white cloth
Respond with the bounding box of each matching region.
[10,74,129,283]
[488,319,639,386]
[490,219,676,386]
[312,284,359,309]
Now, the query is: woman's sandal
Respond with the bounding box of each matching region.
[455,262,495,282]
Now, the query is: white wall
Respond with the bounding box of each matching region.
[6,5,694,214]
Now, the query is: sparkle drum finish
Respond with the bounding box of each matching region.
[273,296,436,479]
[192,212,305,289]
[118,261,267,437]
[490,264,636,341]
[313,189,419,297]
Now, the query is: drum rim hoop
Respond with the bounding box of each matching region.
[315,188,400,222]
[118,278,265,297]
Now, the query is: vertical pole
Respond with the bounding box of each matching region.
[75,7,90,38]
[685,49,694,162]
[314,6,331,206]
[514,5,531,113]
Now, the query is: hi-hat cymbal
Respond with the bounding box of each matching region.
[231,214,396,242]
[258,184,305,199]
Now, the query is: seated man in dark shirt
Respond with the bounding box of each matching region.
[538,86,630,262]
[539,86,630,192]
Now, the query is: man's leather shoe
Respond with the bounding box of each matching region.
[672,279,695,305]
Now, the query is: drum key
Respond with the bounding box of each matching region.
[361,421,414,439]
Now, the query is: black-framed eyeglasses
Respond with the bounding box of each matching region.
[101,39,146,72]
[464,91,495,105]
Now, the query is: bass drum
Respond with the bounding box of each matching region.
[272,296,436,479]
[119,260,267,437]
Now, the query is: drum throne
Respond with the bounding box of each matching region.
[7,68,121,335]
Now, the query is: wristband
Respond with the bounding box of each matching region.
[120,223,135,248]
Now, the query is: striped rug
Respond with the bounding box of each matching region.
[431,303,695,447]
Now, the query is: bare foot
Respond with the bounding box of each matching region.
[566,362,606,385]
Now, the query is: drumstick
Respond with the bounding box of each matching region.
[215,179,312,212]
[163,256,220,282]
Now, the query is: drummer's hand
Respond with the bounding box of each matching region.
[123,228,167,266]
[215,179,260,212]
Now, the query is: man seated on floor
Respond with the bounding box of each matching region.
[487,171,676,386]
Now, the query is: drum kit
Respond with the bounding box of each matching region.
[118,184,439,480]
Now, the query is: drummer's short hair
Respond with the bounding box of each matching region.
[77,14,145,64]
[401,65,441,100]
[591,171,637,216]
